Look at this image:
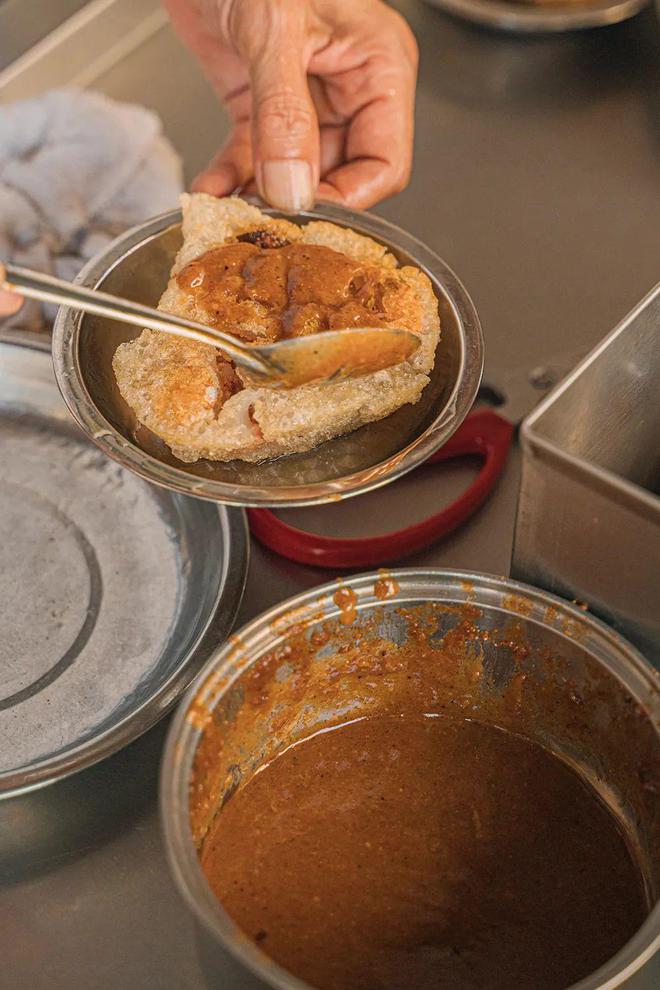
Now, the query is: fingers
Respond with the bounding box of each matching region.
[194,98,345,203]
[181,0,418,211]
[193,120,254,196]
[0,290,23,317]
[319,125,346,178]
[232,0,320,211]
[324,73,415,208]
[251,69,319,211]
[311,8,418,209]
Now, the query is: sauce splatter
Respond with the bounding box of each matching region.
[333,584,358,626]
[374,570,400,600]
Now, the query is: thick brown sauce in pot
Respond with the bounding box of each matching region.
[200,714,647,990]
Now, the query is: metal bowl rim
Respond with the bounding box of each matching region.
[160,568,660,990]
[0,333,250,798]
[52,204,483,507]
[422,0,648,33]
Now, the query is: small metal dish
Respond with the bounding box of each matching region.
[52,203,483,508]
[161,569,659,990]
[423,0,648,33]
[0,332,248,798]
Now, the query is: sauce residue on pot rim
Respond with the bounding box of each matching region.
[188,599,658,858]
[374,569,400,600]
[200,713,648,990]
[332,584,358,625]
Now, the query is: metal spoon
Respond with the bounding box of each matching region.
[1,263,420,389]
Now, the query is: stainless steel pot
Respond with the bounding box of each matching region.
[160,570,660,990]
[52,203,483,507]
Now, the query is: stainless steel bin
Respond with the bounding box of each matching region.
[512,282,660,662]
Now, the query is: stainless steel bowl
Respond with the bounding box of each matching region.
[161,569,660,990]
[0,331,249,798]
[52,204,483,507]
[422,0,648,33]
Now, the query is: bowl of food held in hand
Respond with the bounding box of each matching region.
[161,570,660,990]
[52,196,482,506]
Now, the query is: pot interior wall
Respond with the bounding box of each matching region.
[189,598,660,906]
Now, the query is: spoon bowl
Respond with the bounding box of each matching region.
[248,326,420,388]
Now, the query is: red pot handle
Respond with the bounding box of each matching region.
[247,409,514,569]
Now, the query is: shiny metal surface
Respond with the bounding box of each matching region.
[0,334,249,797]
[4,261,268,375]
[53,205,483,507]
[0,0,88,73]
[6,261,418,385]
[422,0,649,34]
[3,1,660,988]
[512,282,660,661]
[0,0,167,103]
[161,569,660,990]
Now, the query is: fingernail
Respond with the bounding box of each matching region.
[260,160,314,212]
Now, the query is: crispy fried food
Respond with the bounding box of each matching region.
[113,194,440,463]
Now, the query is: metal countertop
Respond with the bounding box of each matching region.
[2,2,660,987]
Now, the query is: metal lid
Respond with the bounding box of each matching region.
[0,333,249,797]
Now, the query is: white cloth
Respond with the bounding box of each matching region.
[0,88,183,331]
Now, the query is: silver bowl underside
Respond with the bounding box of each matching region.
[422,0,648,33]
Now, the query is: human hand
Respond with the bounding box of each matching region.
[0,265,23,316]
[0,292,22,316]
[164,0,418,211]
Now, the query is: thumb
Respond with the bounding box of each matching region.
[242,13,319,211]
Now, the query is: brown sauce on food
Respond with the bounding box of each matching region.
[176,240,415,343]
[200,714,647,990]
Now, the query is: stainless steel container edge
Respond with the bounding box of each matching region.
[512,280,660,662]
[160,568,660,990]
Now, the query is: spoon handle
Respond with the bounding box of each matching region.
[0,262,268,377]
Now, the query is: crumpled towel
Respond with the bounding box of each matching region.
[0,88,183,332]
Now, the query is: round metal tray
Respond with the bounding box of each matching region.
[52,203,483,508]
[0,333,249,798]
[423,0,648,33]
